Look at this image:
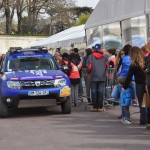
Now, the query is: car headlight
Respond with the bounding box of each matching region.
[54,78,66,87]
[7,81,21,89]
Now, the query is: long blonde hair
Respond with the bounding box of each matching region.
[129,46,145,68]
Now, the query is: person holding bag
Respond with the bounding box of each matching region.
[122,46,150,126]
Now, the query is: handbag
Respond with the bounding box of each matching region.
[142,88,150,108]
[111,84,121,99]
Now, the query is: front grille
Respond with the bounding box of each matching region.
[20,80,55,89]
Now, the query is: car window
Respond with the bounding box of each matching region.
[6,57,58,71]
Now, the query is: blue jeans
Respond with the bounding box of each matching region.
[122,106,130,120]
[71,84,79,105]
[91,81,105,109]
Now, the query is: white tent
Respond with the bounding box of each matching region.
[85,0,150,29]
[31,25,85,48]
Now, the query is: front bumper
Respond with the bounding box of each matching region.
[1,86,71,107]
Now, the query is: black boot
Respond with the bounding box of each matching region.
[87,98,92,103]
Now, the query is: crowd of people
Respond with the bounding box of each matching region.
[54,39,150,129]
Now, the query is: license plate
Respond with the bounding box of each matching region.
[28,90,49,96]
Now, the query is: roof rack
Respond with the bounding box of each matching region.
[8,46,48,54]
[8,47,22,53]
[31,46,48,53]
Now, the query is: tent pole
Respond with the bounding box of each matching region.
[120,21,123,46]
[85,29,88,47]
[146,14,150,40]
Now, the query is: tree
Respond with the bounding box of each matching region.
[75,13,90,26]
[16,0,26,34]
[72,6,93,18]
[26,0,49,34]
[45,0,76,35]
[0,0,16,34]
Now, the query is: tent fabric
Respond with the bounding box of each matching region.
[85,0,149,29]
[31,25,85,48]
[85,0,119,29]
[145,0,150,14]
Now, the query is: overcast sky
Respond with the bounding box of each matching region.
[75,0,100,8]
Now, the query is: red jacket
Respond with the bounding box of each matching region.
[69,62,82,79]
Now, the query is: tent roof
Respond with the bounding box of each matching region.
[32,25,85,48]
[85,0,149,29]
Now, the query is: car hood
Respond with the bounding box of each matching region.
[5,70,66,80]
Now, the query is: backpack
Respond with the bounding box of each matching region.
[145,54,150,85]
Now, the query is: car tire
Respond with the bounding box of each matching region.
[0,97,8,118]
[61,97,71,114]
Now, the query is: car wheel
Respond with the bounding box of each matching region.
[61,97,71,114]
[0,97,8,118]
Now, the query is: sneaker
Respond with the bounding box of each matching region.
[98,108,105,112]
[132,101,139,107]
[90,108,97,112]
[121,118,125,123]
[121,118,131,124]
[146,124,150,129]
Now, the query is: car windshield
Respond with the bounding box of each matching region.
[6,57,58,72]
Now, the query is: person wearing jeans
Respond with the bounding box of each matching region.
[91,81,105,109]
[68,53,82,107]
[118,78,135,124]
[86,43,108,112]
[123,46,149,125]
[71,84,79,106]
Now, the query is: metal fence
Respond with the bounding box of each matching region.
[84,68,118,110]
[103,68,118,108]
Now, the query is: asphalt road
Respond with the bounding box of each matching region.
[0,101,149,150]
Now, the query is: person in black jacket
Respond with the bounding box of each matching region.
[122,46,150,126]
[73,48,83,97]
[82,48,92,103]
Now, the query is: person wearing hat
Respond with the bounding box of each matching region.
[86,43,108,112]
